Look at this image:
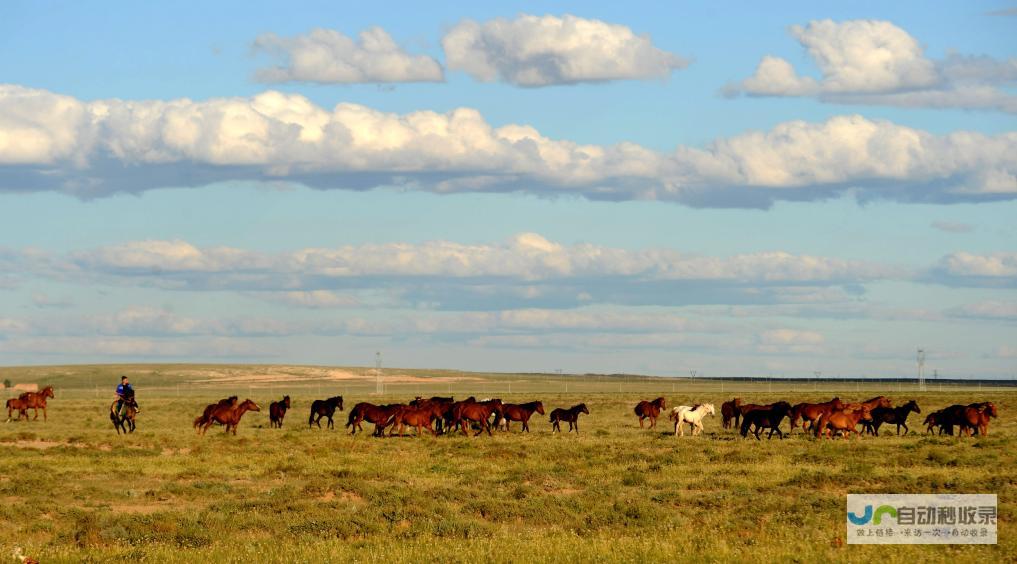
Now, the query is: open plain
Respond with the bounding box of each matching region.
[1,365,1013,563]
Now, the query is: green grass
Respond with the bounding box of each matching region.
[1,364,1013,563]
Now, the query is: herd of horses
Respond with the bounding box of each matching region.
[3,386,1000,442]
[190,394,590,437]
[714,396,998,440]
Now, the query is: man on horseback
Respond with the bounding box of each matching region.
[115,376,139,416]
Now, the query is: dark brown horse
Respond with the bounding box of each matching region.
[18,386,54,421]
[720,398,742,429]
[444,397,477,433]
[788,397,843,433]
[740,401,792,440]
[924,411,947,434]
[634,397,666,429]
[269,395,291,428]
[308,396,343,429]
[387,404,439,437]
[550,403,589,434]
[864,400,920,435]
[411,396,455,434]
[110,397,137,434]
[454,399,503,436]
[5,398,29,422]
[195,399,260,436]
[346,402,403,436]
[499,401,545,432]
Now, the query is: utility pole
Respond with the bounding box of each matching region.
[917,348,926,392]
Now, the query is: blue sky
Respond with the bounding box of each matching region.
[0,1,1014,377]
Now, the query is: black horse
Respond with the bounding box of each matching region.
[740,401,792,440]
[308,396,344,429]
[864,400,921,436]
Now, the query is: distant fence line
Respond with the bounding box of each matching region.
[22,377,1017,402]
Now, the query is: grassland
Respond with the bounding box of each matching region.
[1,365,1013,563]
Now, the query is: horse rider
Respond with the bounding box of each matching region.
[115,375,140,416]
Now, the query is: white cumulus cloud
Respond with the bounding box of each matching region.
[732,19,1017,113]
[442,14,688,86]
[0,84,1014,205]
[253,27,444,84]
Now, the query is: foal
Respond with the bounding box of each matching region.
[634,397,666,429]
[550,404,589,434]
[269,395,291,428]
[308,396,344,430]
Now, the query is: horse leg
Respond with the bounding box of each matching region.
[327,415,334,430]
[638,416,644,428]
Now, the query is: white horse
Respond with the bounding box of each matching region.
[669,403,715,436]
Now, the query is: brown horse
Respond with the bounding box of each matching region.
[411,396,456,434]
[740,401,792,440]
[720,398,742,429]
[500,401,545,432]
[18,386,54,421]
[815,406,873,439]
[387,404,439,437]
[110,397,137,434]
[346,402,403,436]
[5,398,29,422]
[269,395,291,428]
[454,399,503,436]
[550,403,589,434]
[788,397,843,433]
[634,397,666,429]
[308,396,343,429]
[195,399,260,436]
[445,396,478,433]
[193,396,238,430]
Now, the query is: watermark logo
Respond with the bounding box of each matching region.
[847,494,996,544]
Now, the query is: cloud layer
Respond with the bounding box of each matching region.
[4,233,900,311]
[1,84,1014,205]
[253,27,444,84]
[442,14,688,86]
[733,19,1017,113]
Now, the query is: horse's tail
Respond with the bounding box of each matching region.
[193,414,206,429]
[345,407,358,428]
[739,414,751,437]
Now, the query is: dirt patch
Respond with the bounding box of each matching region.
[110,502,175,515]
[161,447,192,456]
[2,439,83,450]
[322,490,364,504]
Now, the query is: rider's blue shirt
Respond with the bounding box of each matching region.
[116,383,134,397]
